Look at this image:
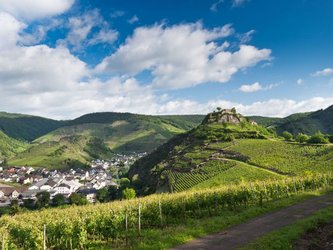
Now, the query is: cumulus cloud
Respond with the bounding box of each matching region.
[311,68,333,77]
[147,96,333,118]
[0,0,74,20]
[0,12,25,49]
[58,9,118,51]
[97,22,271,89]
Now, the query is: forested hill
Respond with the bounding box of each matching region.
[249,105,333,135]
[0,112,64,141]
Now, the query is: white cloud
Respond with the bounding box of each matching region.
[311,68,333,77]
[0,0,74,20]
[128,15,139,24]
[97,23,271,89]
[58,9,118,51]
[239,82,262,92]
[145,97,333,118]
[232,0,249,7]
[0,12,25,49]
[239,82,279,93]
[297,78,304,85]
[210,0,224,12]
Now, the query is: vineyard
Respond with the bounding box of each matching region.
[166,160,236,192]
[0,174,332,249]
[228,139,333,175]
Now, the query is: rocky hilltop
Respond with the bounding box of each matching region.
[202,108,252,125]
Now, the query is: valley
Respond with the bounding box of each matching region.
[0,108,333,249]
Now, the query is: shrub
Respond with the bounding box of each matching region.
[295,133,309,143]
[307,131,329,144]
[282,131,293,141]
[122,188,136,200]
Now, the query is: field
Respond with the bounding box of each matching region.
[0,174,331,249]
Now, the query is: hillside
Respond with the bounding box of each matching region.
[272,107,333,135]
[129,108,333,195]
[0,131,28,160]
[250,105,333,135]
[0,112,64,141]
[9,113,204,169]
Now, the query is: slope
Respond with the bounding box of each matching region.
[249,105,333,135]
[0,131,28,160]
[0,112,64,141]
[9,113,203,169]
[129,109,333,195]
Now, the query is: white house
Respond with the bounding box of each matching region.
[29,178,48,190]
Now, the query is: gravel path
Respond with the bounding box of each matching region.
[171,192,333,250]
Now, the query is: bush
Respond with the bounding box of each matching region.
[53,194,66,206]
[122,188,136,200]
[295,133,309,143]
[307,131,329,144]
[69,193,88,205]
[282,131,293,141]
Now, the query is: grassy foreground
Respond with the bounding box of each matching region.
[93,188,333,250]
[241,202,333,250]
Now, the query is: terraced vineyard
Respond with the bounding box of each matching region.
[166,160,237,192]
[131,125,333,194]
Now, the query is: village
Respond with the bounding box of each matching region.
[0,152,146,207]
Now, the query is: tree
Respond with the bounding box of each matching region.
[9,200,21,215]
[122,188,136,200]
[36,191,50,208]
[216,107,222,112]
[69,193,88,205]
[23,198,36,210]
[96,187,109,202]
[307,131,329,144]
[53,194,66,206]
[1,158,7,166]
[119,178,131,190]
[281,131,293,141]
[295,133,309,143]
[108,185,119,201]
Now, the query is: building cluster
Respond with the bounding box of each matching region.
[0,153,146,207]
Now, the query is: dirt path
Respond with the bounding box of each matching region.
[223,158,286,177]
[171,192,333,250]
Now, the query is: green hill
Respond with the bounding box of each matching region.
[9,113,204,169]
[250,105,333,135]
[0,131,28,160]
[129,109,333,195]
[0,112,64,141]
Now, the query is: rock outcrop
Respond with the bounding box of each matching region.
[202,108,245,125]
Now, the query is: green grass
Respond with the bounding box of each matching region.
[0,131,28,159]
[228,139,333,175]
[93,189,333,250]
[241,205,333,250]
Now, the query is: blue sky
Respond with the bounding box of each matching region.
[0,0,332,119]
